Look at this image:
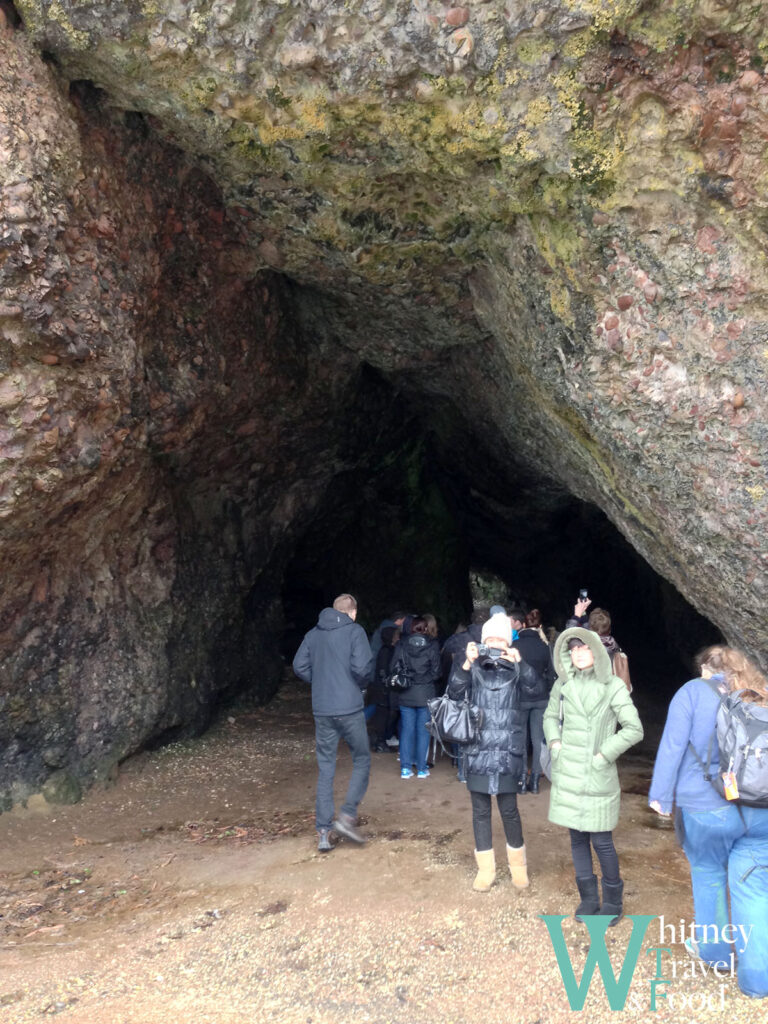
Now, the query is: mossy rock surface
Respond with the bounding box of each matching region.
[42,772,83,806]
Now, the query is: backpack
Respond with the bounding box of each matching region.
[612,650,632,693]
[690,678,768,808]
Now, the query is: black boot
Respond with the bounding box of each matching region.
[599,879,624,927]
[574,875,600,922]
[529,773,541,794]
[517,771,528,794]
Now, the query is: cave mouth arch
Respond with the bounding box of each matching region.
[276,363,722,712]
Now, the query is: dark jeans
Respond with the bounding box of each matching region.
[519,706,545,774]
[470,790,524,851]
[569,828,620,884]
[314,712,371,830]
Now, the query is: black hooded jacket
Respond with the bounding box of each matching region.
[292,608,372,716]
[513,628,556,709]
[391,633,440,707]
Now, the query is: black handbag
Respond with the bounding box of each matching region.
[386,667,411,691]
[426,692,483,749]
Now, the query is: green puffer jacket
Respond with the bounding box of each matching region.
[543,626,643,833]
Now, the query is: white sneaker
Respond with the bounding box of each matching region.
[385,736,399,747]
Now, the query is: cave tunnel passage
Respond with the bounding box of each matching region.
[277,370,722,722]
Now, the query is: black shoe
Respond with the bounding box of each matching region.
[317,828,333,853]
[517,772,528,794]
[333,811,367,844]
[574,874,600,922]
[599,879,624,927]
[371,741,388,753]
[529,773,541,795]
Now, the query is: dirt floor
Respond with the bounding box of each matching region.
[0,677,764,1024]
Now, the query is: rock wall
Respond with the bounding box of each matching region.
[2,1,768,801]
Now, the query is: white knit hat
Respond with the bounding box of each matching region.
[481,613,512,645]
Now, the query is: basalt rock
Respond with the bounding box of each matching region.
[1,3,768,801]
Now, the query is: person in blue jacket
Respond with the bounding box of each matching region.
[293,593,373,852]
[649,645,768,999]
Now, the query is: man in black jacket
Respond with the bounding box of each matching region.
[293,593,373,852]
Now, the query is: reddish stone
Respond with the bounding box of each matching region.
[445,7,470,27]
[236,419,258,437]
[739,70,761,90]
[41,354,59,365]
[643,284,658,303]
[733,392,745,409]
[605,328,621,349]
[592,212,610,226]
[696,226,721,254]
[717,117,739,141]
[617,294,633,311]
[604,314,619,330]
[731,93,748,116]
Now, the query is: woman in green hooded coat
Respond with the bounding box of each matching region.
[543,626,643,925]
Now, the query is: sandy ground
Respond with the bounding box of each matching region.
[0,677,764,1024]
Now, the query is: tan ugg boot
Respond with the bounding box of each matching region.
[506,844,529,888]
[472,848,496,892]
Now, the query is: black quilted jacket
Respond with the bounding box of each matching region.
[447,658,525,794]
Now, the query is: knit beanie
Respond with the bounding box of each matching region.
[481,613,512,645]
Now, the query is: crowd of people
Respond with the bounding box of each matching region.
[292,593,768,1000]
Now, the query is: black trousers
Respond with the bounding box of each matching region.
[470,790,523,851]
[569,828,620,884]
[370,704,398,744]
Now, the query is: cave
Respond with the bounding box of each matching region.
[278,377,722,697]
[1,2,766,808]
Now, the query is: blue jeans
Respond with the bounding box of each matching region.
[314,712,371,830]
[682,804,768,998]
[399,705,430,773]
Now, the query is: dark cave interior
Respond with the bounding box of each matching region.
[277,364,722,710]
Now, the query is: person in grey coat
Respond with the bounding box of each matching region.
[293,593,372,852]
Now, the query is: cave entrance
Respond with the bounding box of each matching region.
[277,367,722,711]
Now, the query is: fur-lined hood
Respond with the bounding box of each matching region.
[553,626,613,685]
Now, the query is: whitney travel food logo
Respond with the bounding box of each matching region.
[540,915,747,1012]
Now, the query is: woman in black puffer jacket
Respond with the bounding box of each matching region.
[390,617,441,780]
[447,613,528,892]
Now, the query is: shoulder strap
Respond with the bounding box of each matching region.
[687,677,728,782]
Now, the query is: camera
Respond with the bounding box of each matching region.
[477,643,505,661]
[579,588,589,600]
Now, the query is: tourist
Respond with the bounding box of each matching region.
[511,608,555,795]
[292,594,372,851]
[368,625,400,752]
[369,610,408,660]
[390,616,440,779]
[446,612,528,891]
[648,645,768,998]
[567,598,622,667]
[543,627,643,924]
